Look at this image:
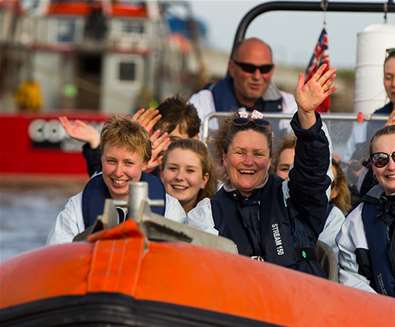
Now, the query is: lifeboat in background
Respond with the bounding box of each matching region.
[0,112,108,180]
[0,0,208,180]
[0,0,202,113]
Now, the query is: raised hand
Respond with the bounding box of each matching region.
[145,129,171,172]
[295,64,336,128]
[131,107,161,135]
[59,116,100,149]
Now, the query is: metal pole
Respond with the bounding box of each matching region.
[232,1,395,55]
[128,182,148,221]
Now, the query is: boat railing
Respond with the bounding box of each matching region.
[202,111,388,144]
[202,111,388,139]
[202,111,388,190]
[85,181,239,254]
[231,0,395,55]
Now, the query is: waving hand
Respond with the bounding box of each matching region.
[59,116,100,149]
[295,64,336,129]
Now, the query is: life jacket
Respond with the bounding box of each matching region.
[209,76,283,113]
[373,102,393,115]
[82,172,166,229]
[211,175,325,277]
[359,195,395,296]
[366,102,393,141]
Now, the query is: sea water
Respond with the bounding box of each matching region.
[0,184,82,262]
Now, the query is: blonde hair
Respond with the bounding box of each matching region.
[100,115,151,162]
[331,159,351,214]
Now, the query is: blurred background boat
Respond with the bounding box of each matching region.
[0,0,214,178]
[0,0,211,113]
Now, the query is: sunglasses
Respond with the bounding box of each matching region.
[232,110,271,128]
[233,60,274,74]
[370,151,395,168]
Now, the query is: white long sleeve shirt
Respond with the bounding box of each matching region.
[337,202,376,293]
[47,193,194,245]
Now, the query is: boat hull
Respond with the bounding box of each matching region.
[1,220,394,326]
[0,113,108,179]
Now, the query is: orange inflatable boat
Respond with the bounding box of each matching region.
[1,217,395,327]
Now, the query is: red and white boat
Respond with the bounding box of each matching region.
[0,0,201,179]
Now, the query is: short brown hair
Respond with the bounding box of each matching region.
[161,138,217,202]
[272,134,296,172]
[100,115,151,162]
[212,113,272,183]
[213,113,272,160]
[154,96,200,138]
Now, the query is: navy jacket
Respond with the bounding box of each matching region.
[358,194,395,296]
[82,172,165,228]
[211,113,331,277]
[374,102,393,115]
[210,76,283,113]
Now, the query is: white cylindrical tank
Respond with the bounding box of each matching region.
[354,24,395,114]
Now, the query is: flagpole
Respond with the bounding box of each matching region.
[321,0,328,27]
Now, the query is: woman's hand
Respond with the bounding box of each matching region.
[145,130,171,172]
[295,64,336,129]
[131,107,161,136]
[59,116,100,149]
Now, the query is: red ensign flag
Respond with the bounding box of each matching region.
[305,27,330,113]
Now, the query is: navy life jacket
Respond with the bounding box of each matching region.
[211,175,325,277]
[82,172,166,229]
[209,76,283,113]
[374,101,393,115]
[359,195,395,296]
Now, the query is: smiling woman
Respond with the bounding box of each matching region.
[203,64,336,277]
[222,122,272,197]
[100,117,151,200]
[337,125,395,297]
[160,139,218,234]
[46,116,185,245]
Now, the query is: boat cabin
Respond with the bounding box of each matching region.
[0,0,196,113]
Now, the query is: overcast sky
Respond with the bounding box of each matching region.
[186,0,395,69]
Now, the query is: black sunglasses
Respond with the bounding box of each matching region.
[233,60,274,74]
[232,110,271,128]
[370,151,395,168]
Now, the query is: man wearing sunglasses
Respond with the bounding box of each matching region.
[337,125,395,297]
[189,37,297,131]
